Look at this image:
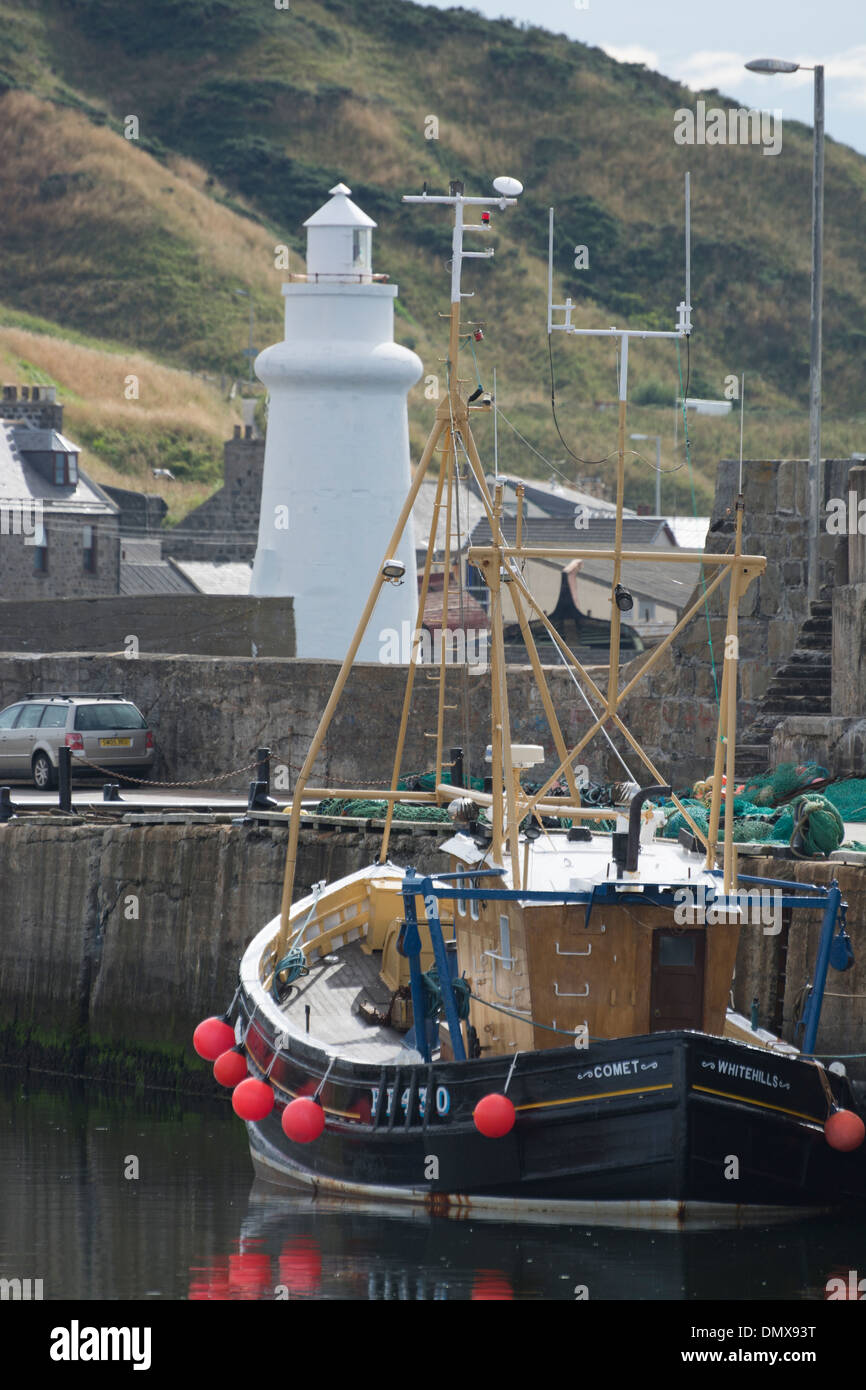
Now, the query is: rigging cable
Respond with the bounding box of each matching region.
[548,334,619,467]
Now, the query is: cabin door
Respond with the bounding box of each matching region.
[650,930,705,1031]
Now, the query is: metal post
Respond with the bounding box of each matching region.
[0,788,14,822]
[256,747,271,795]
[450,746,464,789]
[655,436,661,516]
[801,879,841,1055]
[58,745,71,813]
[400,871,431,1064]
[419,877,467,1062]
[808,65,825,603]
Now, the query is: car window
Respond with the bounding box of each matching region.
[0,704,24,729]
[18,704,46,728]
[74,703,146,731]
[40,706,70,729]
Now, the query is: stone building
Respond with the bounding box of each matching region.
[0,385,119,601]
[162,415,263,566]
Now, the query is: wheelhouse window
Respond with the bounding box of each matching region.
[82,525,96,573]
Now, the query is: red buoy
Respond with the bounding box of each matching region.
[282,1096,325,1143]
[232,1077,274,1121]
[214,1047,248,1088]
[473,1093,515,1138]
[193,1016,235,1060]
[825,1108,866,1152]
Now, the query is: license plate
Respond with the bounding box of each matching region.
[99,737,132,747]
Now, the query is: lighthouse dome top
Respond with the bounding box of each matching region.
[303,183,377,230]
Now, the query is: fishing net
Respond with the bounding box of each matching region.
[820,778,866,823]
[398,770,486,792]
[739,761,829,807]
[315,798,452,823]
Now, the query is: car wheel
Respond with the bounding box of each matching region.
[32,751,57,791]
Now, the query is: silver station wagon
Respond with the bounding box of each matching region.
[0,693,155,789]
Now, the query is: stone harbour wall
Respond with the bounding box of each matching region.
[0,821,864,1080]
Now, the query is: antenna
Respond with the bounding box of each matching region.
[548,176,694,347]
[739,373,745,493]
[684,171,691,332]
[493,365,499,479]
[403,177,522,304]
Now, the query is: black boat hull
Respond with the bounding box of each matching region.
[237,997,866,1223]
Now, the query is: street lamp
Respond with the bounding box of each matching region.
[630,433,662,515]
[745,56,824,603]
[233,288,257,384]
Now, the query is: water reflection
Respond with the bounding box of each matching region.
[2,1070,865,1301]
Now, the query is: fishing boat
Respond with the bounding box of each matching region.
[195,174,866,1226]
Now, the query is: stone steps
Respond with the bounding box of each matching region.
[739,595,833,744]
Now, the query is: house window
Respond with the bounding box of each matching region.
[33,521,47,573]
[53,452,77,486]
[83,525,96,572]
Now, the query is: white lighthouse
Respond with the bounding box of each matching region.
[250,182,422,660]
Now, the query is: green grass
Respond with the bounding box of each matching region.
[0,0,863,514]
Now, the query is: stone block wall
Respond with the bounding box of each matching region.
[612,458,852,789]
[162,432,263,563]
[0,515,120,602]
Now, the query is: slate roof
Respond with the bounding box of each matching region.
[119,561,196,596]
[468,513,677,550]
[579,557,703,609]
[412,478,487,554]
[173,561,253,595]
[0,421,116,515]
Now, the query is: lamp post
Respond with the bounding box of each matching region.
[745,57,825,603]
[233,288,257,383]
[630,433,662,515]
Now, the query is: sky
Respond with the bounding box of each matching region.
[425,0,866,156]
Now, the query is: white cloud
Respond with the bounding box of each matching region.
[599,43,660,69]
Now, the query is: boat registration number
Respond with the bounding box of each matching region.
[370,1085,450,1118]
[99,738,132,747]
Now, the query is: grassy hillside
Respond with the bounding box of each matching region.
[0,0,864,519]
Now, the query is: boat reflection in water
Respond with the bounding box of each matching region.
[185,1187,866,1301]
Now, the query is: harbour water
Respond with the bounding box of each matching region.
[2,1067,865,1304]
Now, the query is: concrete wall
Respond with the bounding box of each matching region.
[0,595,296,661]
[0,649,604,790]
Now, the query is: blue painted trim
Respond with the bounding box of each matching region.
[801,880,843,1056]
[400,879,431,1064]
[417,875,467,1062]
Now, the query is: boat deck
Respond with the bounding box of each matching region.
[278,941,411,1063]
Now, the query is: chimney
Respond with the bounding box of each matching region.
[233,424,242,439]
